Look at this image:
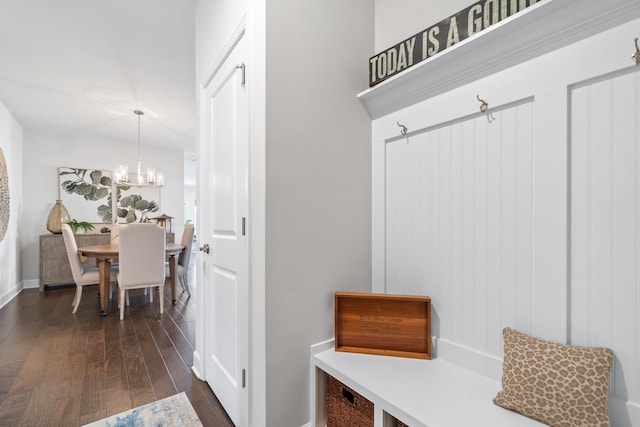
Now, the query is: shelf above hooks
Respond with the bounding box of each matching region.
[357,0,640,119]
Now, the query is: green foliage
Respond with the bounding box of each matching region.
[117,193,159,223]
[97,188,116,223]
[60,169,111,201]
[66,219,95,233]
[97,202,112,222]
[95,184,159,224]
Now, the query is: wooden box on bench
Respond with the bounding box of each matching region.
[327,374,373,427]
[335,292,431,359]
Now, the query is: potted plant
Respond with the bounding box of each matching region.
[66,219,95,234]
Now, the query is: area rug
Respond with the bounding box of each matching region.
[83,392,203,427]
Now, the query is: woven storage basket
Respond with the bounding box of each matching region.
[327,375,374,427]
[397,420,410,427]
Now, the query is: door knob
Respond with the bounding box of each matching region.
[199,243,210,254]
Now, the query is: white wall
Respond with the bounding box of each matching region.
[570,70,640,425]
[184,152,196,227]
[0,101,23,307]
[374,0,468,51]
[385,99,535,362]
[21,129,185,287]
[371,16,640,427]
[264,1,373,425]
[195,0,248,83]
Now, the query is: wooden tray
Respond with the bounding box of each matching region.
[335,292,431,359]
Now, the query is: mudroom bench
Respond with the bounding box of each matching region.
[309,340,545,427]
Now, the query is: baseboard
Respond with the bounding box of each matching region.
[310,338,334,356]
[22,279,39,289]
[610,395,640,427]
[435,337,504,381]
[300,423,311,427]
[192,350,204,380]
[0,282,23,310]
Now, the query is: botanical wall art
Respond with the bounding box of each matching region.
[58,167,112,223]
[59,167,161,224]
[0,148,9,242]
[114,183,160,223]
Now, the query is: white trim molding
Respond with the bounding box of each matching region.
[358,0,640,119]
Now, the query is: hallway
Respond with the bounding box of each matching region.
[0,269,234,427]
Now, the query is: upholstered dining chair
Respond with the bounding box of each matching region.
[61,223,118,314]
[165,224,194,296]
[117,223,166,320]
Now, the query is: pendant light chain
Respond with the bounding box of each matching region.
[135,109,143,181]
[137,109,142,166]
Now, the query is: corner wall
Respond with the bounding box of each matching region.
[0,101,23,307]
[264,1,373,425]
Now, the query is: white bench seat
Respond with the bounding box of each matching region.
[311,347,546,427]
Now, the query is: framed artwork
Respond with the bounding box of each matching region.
[114,179,161,223]
[58,167,112,224]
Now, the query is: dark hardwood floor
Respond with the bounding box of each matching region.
[0,266,235,427]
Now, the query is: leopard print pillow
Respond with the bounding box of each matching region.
[493,327,614,427]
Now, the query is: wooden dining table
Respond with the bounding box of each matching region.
[78,243,185,316]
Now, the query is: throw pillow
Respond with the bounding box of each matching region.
[493,327,614,427]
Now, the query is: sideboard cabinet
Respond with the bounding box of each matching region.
[39,232,174,291]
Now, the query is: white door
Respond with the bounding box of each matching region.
[200,35,248,427]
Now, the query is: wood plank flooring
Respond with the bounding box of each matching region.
[0,273,235,427]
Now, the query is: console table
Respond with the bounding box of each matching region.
[39,232,174,291]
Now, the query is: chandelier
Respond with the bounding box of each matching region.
[114,110,164,187]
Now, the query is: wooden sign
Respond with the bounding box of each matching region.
[335,292,431,359]
[369,0,541,87]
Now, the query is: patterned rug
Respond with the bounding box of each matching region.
[83,392,203,427]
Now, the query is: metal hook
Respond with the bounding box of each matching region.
[397,121,408,136]
[632,38,640,65]
[477,95,488,113]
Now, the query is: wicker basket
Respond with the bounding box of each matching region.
[327,375,374,427]
[397,420,410,427]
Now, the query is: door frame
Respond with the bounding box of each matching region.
[193,15,249,425]
[194,12,268,426]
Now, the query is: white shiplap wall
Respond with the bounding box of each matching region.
[571,67,640,412]
[372,16,640,425]
[386,100,534,357]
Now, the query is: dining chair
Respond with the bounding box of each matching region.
[109,224,128,241]
[117,223,166,320]
[61,223,117,313]
[165,224,194,296]
[112,223,156,306]
[107,224,125,267]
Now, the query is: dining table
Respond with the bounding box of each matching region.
[78,243,185,316]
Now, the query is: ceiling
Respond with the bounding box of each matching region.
[0,0,197,153]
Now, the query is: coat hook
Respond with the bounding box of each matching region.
[632,38,640,65]
[397,121,408,135]
[477,95,488,113]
